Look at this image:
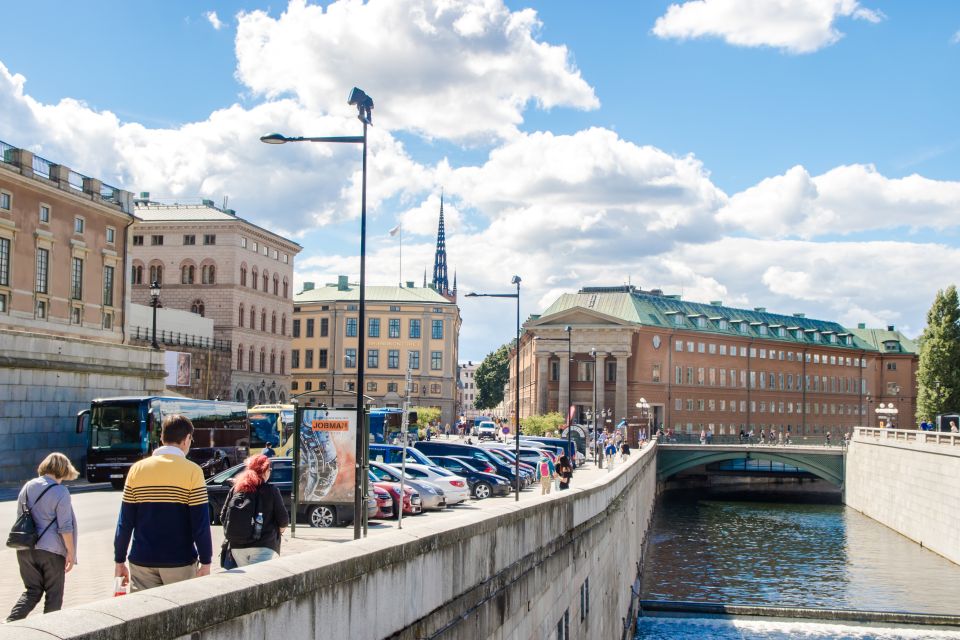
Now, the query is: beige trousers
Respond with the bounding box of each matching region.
[129,562,197,592]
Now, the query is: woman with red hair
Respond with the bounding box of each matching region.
[220,454,289,567]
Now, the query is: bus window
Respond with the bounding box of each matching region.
[90,404,142,450]
[249,413,280,449]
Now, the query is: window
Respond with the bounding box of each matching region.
[102,265,114,306]
[70,257,83,299]
[305,350,314,368]
[133,235,143,246]
[262,245,268,256]
[431,351,442,370]
[306,318,315,338]
[240,267,247,287]
[203,234,216,245]
[202,264,216,284]
[150,235,163,246]
[149,264,162,284]
[409,350,420,369]
[71,306,81,324]
[248,347,254,372]
[261,310,266,331]
[652,363,661,383]
[387,382,398,393]
[304,381,312,391]
[183,235,196,245]
[886,362,897,371]
[273,276,279,295]
[318,349,328,369]
[367,381,378,392]
[35,248,48,293]
[0,191,11,210]
[291,350,300,369]
[606,361,616,383]
[345,349,357,368]
[271,313,277,333]
[283,280,288,298]
[675,340,683,352]
[346,317,358,337]
[369,318,380,338]
[432,319,444,339]
[252,269,258,290]
[409,319,421,338]
[320,318,329,337]
[191,300,204,317]
[181,265,195,284]
[346,381,355,392]
[389,318,400,338]
[74,217,84,234]
[262,272,268,290]
[368,349,379,368]
[252,241,258,253]
[106,227,115,244]
[388,350,400,369]
[241,237,248,249]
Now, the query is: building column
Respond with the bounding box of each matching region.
[615,352,629,424]
[536,353,549,415]
[595,352,607,422]
[558,352,569,416]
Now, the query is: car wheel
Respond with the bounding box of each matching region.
[474,482,492,500]
[307,505,337,528]
[110,479,125,490]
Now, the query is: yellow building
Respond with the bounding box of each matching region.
[291,276,461,424]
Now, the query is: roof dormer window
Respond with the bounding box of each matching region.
[758,324,768,335]
[739,322,748,334]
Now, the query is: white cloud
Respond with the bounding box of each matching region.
[652,0,884,54]
[952,30,960,45]
[234,0,598,141]
[718,164,960,238]
[205,11,224,30]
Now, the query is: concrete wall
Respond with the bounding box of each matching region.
[2,446,658,640]
[0,328,165,482]
[846,428,960,565]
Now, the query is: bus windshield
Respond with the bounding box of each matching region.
[90,403,143,451]
[249,412,279,448]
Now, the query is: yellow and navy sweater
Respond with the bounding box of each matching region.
[114,452,212,567]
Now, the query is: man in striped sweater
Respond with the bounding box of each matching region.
[114,414,213,591]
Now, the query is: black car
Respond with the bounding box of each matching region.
[430,456,512,499]
[206,457,377,528]
[413,441,531,489]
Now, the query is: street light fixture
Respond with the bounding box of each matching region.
[590,347,598,467]
[565,325,572,455]
[465,275,522,501]
[261,86,374,541]
[636,397,649,444]
[149,280,162,350]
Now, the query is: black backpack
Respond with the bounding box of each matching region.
[7,483,58,550]
[222,488,262,545]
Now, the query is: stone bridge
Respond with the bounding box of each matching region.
[657,443,846,486]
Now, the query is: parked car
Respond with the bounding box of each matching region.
[370,443,438,468]
[371,484,395,519]
[370,471,422,517]
[477,421,497,441]
[483,447,538,479]
[414,441,532,489]
[429,456,513,499]
[206,457,376,528]
[521,436,578,466]
[391,463,470,505]
[369,461,447,511]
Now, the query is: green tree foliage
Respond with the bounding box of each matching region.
[917,285,960,422]
[521,412,565,436]
[475,343,511,410]
[410,405,441,426]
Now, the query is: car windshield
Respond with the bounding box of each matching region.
[90,403,143,451]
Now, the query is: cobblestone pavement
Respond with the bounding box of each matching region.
[0,443,635,619]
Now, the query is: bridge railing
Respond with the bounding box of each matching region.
[657,433,845,447]
[855,426,960,448]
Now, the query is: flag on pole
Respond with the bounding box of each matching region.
[389,224,401,236]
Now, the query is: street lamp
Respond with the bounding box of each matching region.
[466,275,522,501]
[149,280,162,350]
[590,347,598,467]
[565,325,572,455]
[261,86,373,541]
[636,397,649,444]
[875,402,899,429]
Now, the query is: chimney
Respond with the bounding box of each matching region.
[337,275,349,291]
[857,322,866,329]
[887,324,895,331]
[710,300,722,306]
[406,281,415,288]
[302,282,315,292]
[201,199,215,207]
[754,307,766,313]
[793,313,805,318]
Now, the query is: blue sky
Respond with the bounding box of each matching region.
[1,0,959,360]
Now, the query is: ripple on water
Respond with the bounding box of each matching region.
[636,617,960,640]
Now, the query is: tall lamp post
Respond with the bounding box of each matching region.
[149,280,162,349]
[466,275,522,501]
[636,398,649,445]
[261,86,374,541]
[590,347,597,466]
[565,325,572,455]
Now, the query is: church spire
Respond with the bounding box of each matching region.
[432,192,453,300]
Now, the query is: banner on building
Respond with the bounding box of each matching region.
[164,351,192,387]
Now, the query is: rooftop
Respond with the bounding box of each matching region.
[295,278,456,305]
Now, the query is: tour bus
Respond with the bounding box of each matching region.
[77,396,249,488]
[369,408,418,443]
[248,404,296,455]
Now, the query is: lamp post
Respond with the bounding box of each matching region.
[565,325,572,454]
[466,275,522,501]
[149,280,162,350]
[261,86,374,541]
[590,347,598,466]
[636,397,649,445]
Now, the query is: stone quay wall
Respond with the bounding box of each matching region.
[1,445,657,640]
[0,328,165,482]
[846,428,960,566]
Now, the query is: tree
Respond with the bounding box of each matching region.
[916,285,960,422]
[521,412,565,436]
[410,405,440,427]
[475,342,511,410]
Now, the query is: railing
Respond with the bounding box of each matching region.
[0,141,14,164]
[67,169,85,192]
[855,426,960,448]
[130,326,232,351]
[32,154,52,179]
[100,183,120,201]
[657,433,845,448]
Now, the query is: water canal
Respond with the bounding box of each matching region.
[637,492,960,638]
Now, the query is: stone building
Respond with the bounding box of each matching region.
[511,285,917,438]
[0,140,164,481]
[130,198,301,406]
[458,361,479,419]
[291,277,462,424]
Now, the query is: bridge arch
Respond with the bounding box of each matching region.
[657,449,844,486]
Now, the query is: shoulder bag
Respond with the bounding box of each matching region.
[7,483,58,550]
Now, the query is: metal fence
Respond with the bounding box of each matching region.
[855,426,960,449]
[0,141,14,164]
[657,432,845,447]
[31,154,52,179]
[130,325,231,351]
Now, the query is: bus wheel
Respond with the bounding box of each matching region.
[307,505,337,528]
[110,479,125,490]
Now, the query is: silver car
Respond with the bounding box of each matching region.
[369,461,447,511]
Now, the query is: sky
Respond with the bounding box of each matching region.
[1,0,959,362]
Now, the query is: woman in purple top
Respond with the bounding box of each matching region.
[6,452,79,621]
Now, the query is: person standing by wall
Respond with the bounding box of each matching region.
[221,455,289,567]
[538,455,556,495]
[556,455,573,490]
[114,415,212,592]
[6,453,79,621]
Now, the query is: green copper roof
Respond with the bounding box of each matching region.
[294,283,455,305]
[538,286,903,352]
[846,326,918,355]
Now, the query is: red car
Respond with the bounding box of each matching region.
[370,472,422,517]
[371,485,395,519]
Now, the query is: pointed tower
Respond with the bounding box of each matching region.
[432,193,455,301]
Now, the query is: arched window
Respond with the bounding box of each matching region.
[237,345,244,370]
[258,390,266,405]
[271,312,277,334]
[202,264,216,285]
[262,271,268,291]
[181,264,195,284]
[249,306,256,329]
[248,346,255,372]
[279,391,286,403]
[240,267,247,287]
[273,276,279,295]
[261,311,267,331]
[252,268,258,290]
[270,350,276,374]
[235,389,244,403]
[269,390,277,404]
[190,300,205,317]
[259,348,266,372]
[131,265,143,285]
[247,390,255,407]
[282,279,288,298]
[149,264,163,284]
[280,353,286,375]
[281,315,286,336]
[239,304,245,327]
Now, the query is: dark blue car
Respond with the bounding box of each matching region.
[430,456,512,499]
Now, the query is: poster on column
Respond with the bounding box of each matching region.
[297,409,356,504]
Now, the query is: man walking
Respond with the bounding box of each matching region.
[114,415,212,592]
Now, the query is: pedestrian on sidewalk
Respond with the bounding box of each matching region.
[221,455,289,567]
[6,453,79,622]
[538,456,556,494]
[556,455,573,490]
[114,414,212,592]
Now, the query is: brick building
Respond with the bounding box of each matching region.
[511,285,917,437]
[130,199,301,406]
